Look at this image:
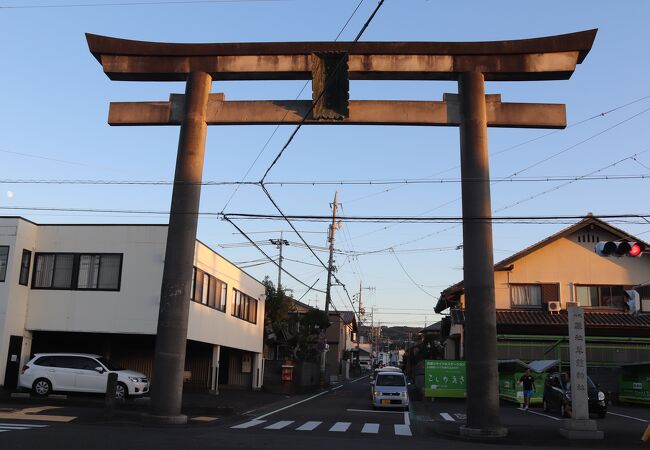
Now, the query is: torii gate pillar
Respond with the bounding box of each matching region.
[458,71,504,437]
[149,71,212,424]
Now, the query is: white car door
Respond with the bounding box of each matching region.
[48,356,80,391]
[73,357,108,393]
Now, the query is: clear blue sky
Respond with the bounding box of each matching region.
[2,0,649,327]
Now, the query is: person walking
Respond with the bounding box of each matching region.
[519,369,536,411]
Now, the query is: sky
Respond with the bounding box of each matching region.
[1,0,650,328]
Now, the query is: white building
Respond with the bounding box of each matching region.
[0,217,266,392]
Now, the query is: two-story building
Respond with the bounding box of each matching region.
[0,217,266,393]
[435,215,650,383]
[326,311,357,379]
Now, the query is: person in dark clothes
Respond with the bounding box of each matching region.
[519,369,536,410]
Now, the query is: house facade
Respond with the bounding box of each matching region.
[0,217,266,392]
[435,216,650,383]
[326,311,357,378]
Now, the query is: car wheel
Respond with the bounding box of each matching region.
[115,382,128,401]
[543,399,550,412]
[32,378,52,397]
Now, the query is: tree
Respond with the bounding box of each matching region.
[263,277,293,345]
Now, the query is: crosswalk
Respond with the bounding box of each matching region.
[231,419,412,437]
[0,422,48,434]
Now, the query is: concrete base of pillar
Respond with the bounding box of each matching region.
[459,425,508,439]
[142,413,188,425]
[559,419,604,440]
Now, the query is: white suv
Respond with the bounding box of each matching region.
[19,353,149,400]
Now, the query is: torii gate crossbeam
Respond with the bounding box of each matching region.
[87,29,596,436]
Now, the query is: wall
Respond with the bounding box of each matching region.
[493,228,650,309]
[0,218,266,386]
[0,218,39,384]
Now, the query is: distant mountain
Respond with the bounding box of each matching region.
[359,325,421,341]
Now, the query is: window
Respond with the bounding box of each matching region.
[576,285,625,309]
[511,285,542,307]
[0,246,8,282]
[19,249,31,286]
[32,253,122,291]
[77,254,121,290]
[190,267,227,312]
[232,289,258,324]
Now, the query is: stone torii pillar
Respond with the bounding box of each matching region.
[86,30,596,429]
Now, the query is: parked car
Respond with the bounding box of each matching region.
[542,372,607,418]
[359,361,371,372]
[370,371,409,410]
[19,353,149,400]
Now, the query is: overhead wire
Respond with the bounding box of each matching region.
[219,0,366,213]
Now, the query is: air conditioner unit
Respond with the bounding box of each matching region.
[547,301,561,314]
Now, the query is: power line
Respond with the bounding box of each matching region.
[2,173,649,186]
[222,216,327,294]
[0,0,286,9]
[259,0,384,182]
[390,248,437,299]
[344,93,650,205]
[219,0,366,213]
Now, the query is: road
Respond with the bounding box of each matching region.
[0,375,648,449]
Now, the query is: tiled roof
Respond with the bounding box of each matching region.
[451,309,650,329]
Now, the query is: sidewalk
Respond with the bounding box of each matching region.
[0,386,294,423]
[410,396,649,448]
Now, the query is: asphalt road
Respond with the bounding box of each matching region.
[0,376,648,450]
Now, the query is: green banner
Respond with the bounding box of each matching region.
[619,371,650,405]
[424,360,466,398]
[499,371,546,405]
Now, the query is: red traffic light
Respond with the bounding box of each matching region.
[629,243,644,257]
[595,241,645,257]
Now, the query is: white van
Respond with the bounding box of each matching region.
[19,353,149,400]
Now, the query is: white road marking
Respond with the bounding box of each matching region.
[608,411,649,423]
[440,413,455,421]
[361,423,379,434]
[295,421,322,431]
[331,385,344,390]
[231,419,266,429]
[329,422,351,432]
[264,420,294,430]
[394,424,412,436]
[517,408,560,421]
[350,375,370,383]
[255,389,333,420]
[0,423,48,429]
[346,409,402,414]
[404,411,410,426]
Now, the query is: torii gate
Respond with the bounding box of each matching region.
[87,30,596,434]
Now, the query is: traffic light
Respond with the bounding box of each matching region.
[595,241,645,257]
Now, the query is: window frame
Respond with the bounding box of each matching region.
[190,267,227,313]
[510,283,543,309]
[231,288,258,324]
[31,252,123,292]
[0,245,9,282]
[18,249,32,286]
[575,284,626,309]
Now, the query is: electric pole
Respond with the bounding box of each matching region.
[269,232,289,291]
[324,191,339,316]
[320,191,340,384]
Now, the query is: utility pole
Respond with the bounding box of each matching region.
[320,191,340,384]
[269,232,289,291]
[324,191,339,316]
